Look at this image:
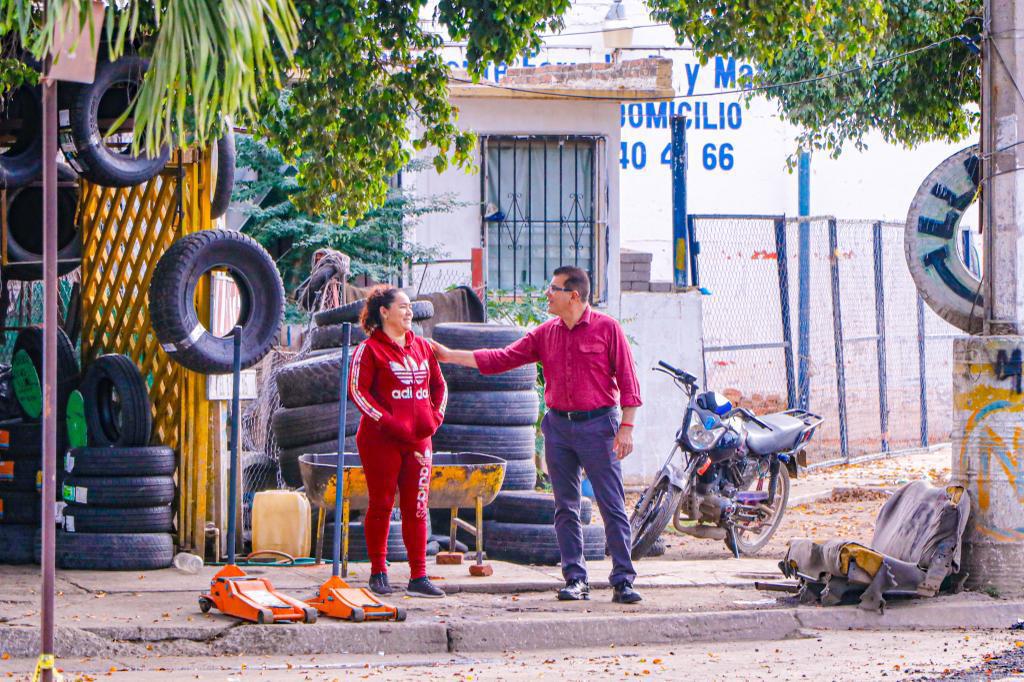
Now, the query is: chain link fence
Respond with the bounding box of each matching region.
[691,214,960,465]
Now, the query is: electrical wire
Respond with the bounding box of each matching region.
[448,35,967,102]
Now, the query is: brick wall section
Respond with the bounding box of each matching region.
[500,58,673,92]
[621,248,673,292]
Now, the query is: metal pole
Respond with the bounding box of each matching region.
[226,326,242,565]
[872,222,890,453]
[828,218,849,460]
[916,295,929,447]
[774,217,796,408]
[797,152,811,410]
[333,323,352,578]
[40,43,58,682]
[671,115,688,288]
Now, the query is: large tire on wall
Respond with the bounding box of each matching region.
[485,491,593,525]
[12,326,80,421]
[0,457,39,491]
[61,56,169,187]
[3,164,81,281]
[499,458,537,491]
[272,400,360,448]
[64,446,175,477]
[308,324,368,351]
[275,351,350,409]
[0,490,40,524]
[0,420,40,459]
[484,521,605,565]
[433,423,536,460]
[905,144,983,333]
[62,475,175,508]
[0,78,42,189]
[444,390,539,426]
[320,521,407,562]
[441,362,536,392]
[149,229,284,374]
[62,504,173,534]
[432,323,526,350]
[279,435,357,488]
[36,530,174,570]
[209,129,235,220]
[80,354,152,447]
[0,524,35,564]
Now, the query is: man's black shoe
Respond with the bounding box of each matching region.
[612,582,642,604]
[368,572,392,595]
[407,577,445,599]
[557,579,590,601]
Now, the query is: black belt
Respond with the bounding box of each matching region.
[549,406,615,422]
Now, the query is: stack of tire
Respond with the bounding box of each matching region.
[0,326,81,565]
[307,297,434,352]
[52,354,176,570]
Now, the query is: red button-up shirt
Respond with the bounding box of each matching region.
[474,306,643,412]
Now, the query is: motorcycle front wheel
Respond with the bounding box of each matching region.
[727,464,791,556]
[629,475,680,561]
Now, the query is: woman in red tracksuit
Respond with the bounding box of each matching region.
[349,285,448,598]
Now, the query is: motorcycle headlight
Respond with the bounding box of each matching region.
[686,412,725,451]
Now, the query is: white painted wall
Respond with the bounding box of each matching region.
[618,289,704,485]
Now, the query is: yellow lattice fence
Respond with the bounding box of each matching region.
[79,151,214,556]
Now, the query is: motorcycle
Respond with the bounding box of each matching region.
[629,361,824,559]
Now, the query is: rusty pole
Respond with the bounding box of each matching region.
[39,27,58,682]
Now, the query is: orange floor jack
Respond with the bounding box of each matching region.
[199,328,317,625]
[305,323,406,623]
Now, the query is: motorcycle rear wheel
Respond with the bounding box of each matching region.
[629,476,680,561]
[727,464,791,556]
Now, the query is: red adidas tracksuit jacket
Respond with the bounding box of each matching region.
[349,328,447,579]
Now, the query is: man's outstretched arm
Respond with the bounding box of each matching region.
[429,340,478,367]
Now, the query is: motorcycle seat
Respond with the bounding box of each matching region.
[745,412,806,455]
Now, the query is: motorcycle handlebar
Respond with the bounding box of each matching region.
[657,361,698,384]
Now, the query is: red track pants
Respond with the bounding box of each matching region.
[356,431,432,579]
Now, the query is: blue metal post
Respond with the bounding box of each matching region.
[828,219,849,460]
[774,218,797,408]
[671,115,688,287]
[917,294,929,446]
[872,222,889,453]
[797,152,811,410]
[227,325,242,565]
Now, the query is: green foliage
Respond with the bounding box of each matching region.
[486,287,550,328]
[233,134,459,293]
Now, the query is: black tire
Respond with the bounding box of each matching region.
[0,457,39,491]
[499,458,537,491]
[61,56,169,187]
[64,446,175,477]
[308,324,367,351]
[3,164,81,281]
[440,362,537,392]
[483,521,605,566]
[275,351,352,409]
[149,229,284,374]
[645,536,667,558]
[314,300,366,326]
[0,419,41,458]
[12,325,80,421]
[432,323,526,350]
[0,490,40,524]
[80,354,153,447]
[62,504,173,533]
[433,423,536,461]
[485,491,593,525]
[444,390,539,426]
[272,401,360,448]
[61,475,175,508]
[412,300,434,321]
[36,530,174,570]
[320,521,407,562]
[0,79,43,189]
[629,476,680,562]
[278,435,357,488]
[0,524,35,564]
[209,129,235,220]
[456,285,486,323]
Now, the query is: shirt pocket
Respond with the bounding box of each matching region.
[577,341,608,383]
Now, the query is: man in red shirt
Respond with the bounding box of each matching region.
[430,266,643,604]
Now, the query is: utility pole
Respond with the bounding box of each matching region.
[953,0,1024,596]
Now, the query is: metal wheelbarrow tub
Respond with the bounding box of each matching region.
[299,452,507,570]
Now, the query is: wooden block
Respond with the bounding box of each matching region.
[469,564,494,577]
[436,552,464,565]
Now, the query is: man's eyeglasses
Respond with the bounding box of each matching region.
[547,284,572,293]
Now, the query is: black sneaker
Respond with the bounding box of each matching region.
[612,582,642,604]
[557,579,590,601]
[368,572,392,595]
[407,577,445,599]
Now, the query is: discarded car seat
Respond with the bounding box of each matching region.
[779,481,970,612]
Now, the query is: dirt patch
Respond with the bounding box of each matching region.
[827,487,892,504]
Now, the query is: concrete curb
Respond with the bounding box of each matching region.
[3,597,1021,658]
